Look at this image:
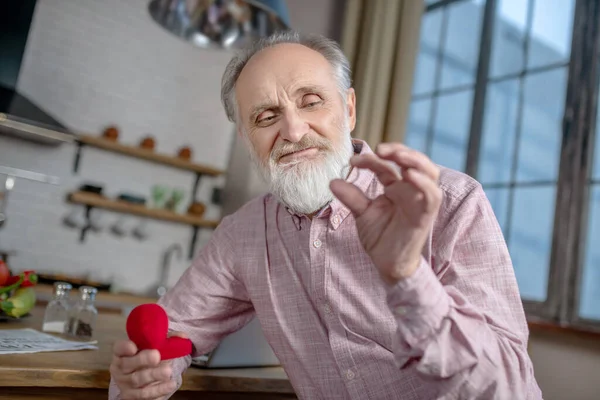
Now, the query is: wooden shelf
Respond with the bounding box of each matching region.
[68,191,220,229]
[77,134,224,176]
[70,134,223,259]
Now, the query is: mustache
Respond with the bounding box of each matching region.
[270,135,333,161]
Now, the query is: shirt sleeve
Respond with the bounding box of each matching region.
[386,182,542,399]
[109,216,254,399]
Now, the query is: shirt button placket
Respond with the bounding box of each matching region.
[332,215,341,228]
[309,219,327,308]
[345,369,355,381]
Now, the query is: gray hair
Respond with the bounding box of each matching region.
[220,30,352,124]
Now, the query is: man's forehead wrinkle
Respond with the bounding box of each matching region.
[244,86,289,118]
[237,76,275,121]
[237,55,332,123]
[248,84,319,109]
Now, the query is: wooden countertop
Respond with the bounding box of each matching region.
[0,306,295,399]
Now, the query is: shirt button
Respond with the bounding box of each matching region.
[313,239,322,248]
[395,306,407,316]
[332,215,340,225]
[345,369,355,380]
[427,365,440,375]
[323,303,331,314]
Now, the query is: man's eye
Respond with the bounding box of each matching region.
[257,111,276,124]
[303,94,322,108]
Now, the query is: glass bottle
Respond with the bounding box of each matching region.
[42,282,73,333]
[67,286,98,340]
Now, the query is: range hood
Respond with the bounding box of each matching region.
[0,1,74,146]
[0,84,74,145]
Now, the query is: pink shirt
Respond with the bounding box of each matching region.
[110,140,542,399]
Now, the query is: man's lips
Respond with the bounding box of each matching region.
[278,147,319,162]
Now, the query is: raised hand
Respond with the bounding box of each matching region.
[330,143,442,284]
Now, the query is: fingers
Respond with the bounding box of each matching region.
[111,363,171,389]
[167,330,189,339]
[350,154,400,186]
[111,339,179,399]
[366,143,441,213]
[400,169,442,214]
[123,363,173,389]
[120,349,161,374]
[120,379,177,400]
[113,339,138,357]
[330,179,370,217]
[376,143,439,182]
[333,143,441,216]
[409,169,442,213]
[385,180,424,209]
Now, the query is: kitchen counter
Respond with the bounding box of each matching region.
[0,306,296,400]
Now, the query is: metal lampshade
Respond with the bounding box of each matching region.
[148,0,291,50]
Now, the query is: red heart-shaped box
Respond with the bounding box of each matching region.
[126,303,192,360]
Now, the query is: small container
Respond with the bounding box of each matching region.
[66,286,98,340]
[42,282,73,333]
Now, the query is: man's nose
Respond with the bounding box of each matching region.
[280,110,309,143]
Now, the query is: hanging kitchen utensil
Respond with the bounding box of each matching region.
[63,206,87,229]
[132,219,150,241]
[110,218,129,237]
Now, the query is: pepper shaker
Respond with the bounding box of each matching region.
[67,286,98,340]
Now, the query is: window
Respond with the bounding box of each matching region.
[406,0,600,330]
[410,1,484,170]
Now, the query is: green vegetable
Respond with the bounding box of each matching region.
[0,271,37,295]
[1,287,36,318]
[0,275,24,295]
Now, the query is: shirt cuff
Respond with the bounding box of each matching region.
[170,355,191,392]
[386,257,450,346]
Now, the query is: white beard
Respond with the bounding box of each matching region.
[246,123,354,215]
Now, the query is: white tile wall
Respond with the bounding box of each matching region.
[0,0,344,294]
[0,0,236,294]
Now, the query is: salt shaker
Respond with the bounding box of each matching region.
[42,282,73,333]
[67,286,98,340]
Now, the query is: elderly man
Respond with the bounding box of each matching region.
[109,31,542,399]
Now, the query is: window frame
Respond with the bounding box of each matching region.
[417,0,600,330]
[557,0,600,331]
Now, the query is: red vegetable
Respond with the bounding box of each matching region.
[0,276,22,295]
[19,270,38,287]
[0,260,9,286]
[5,275,20,286]
[0,271,38,295]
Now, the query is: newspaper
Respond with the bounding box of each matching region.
[0,328,98,355]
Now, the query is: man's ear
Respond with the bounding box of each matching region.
[346,88,357,131]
